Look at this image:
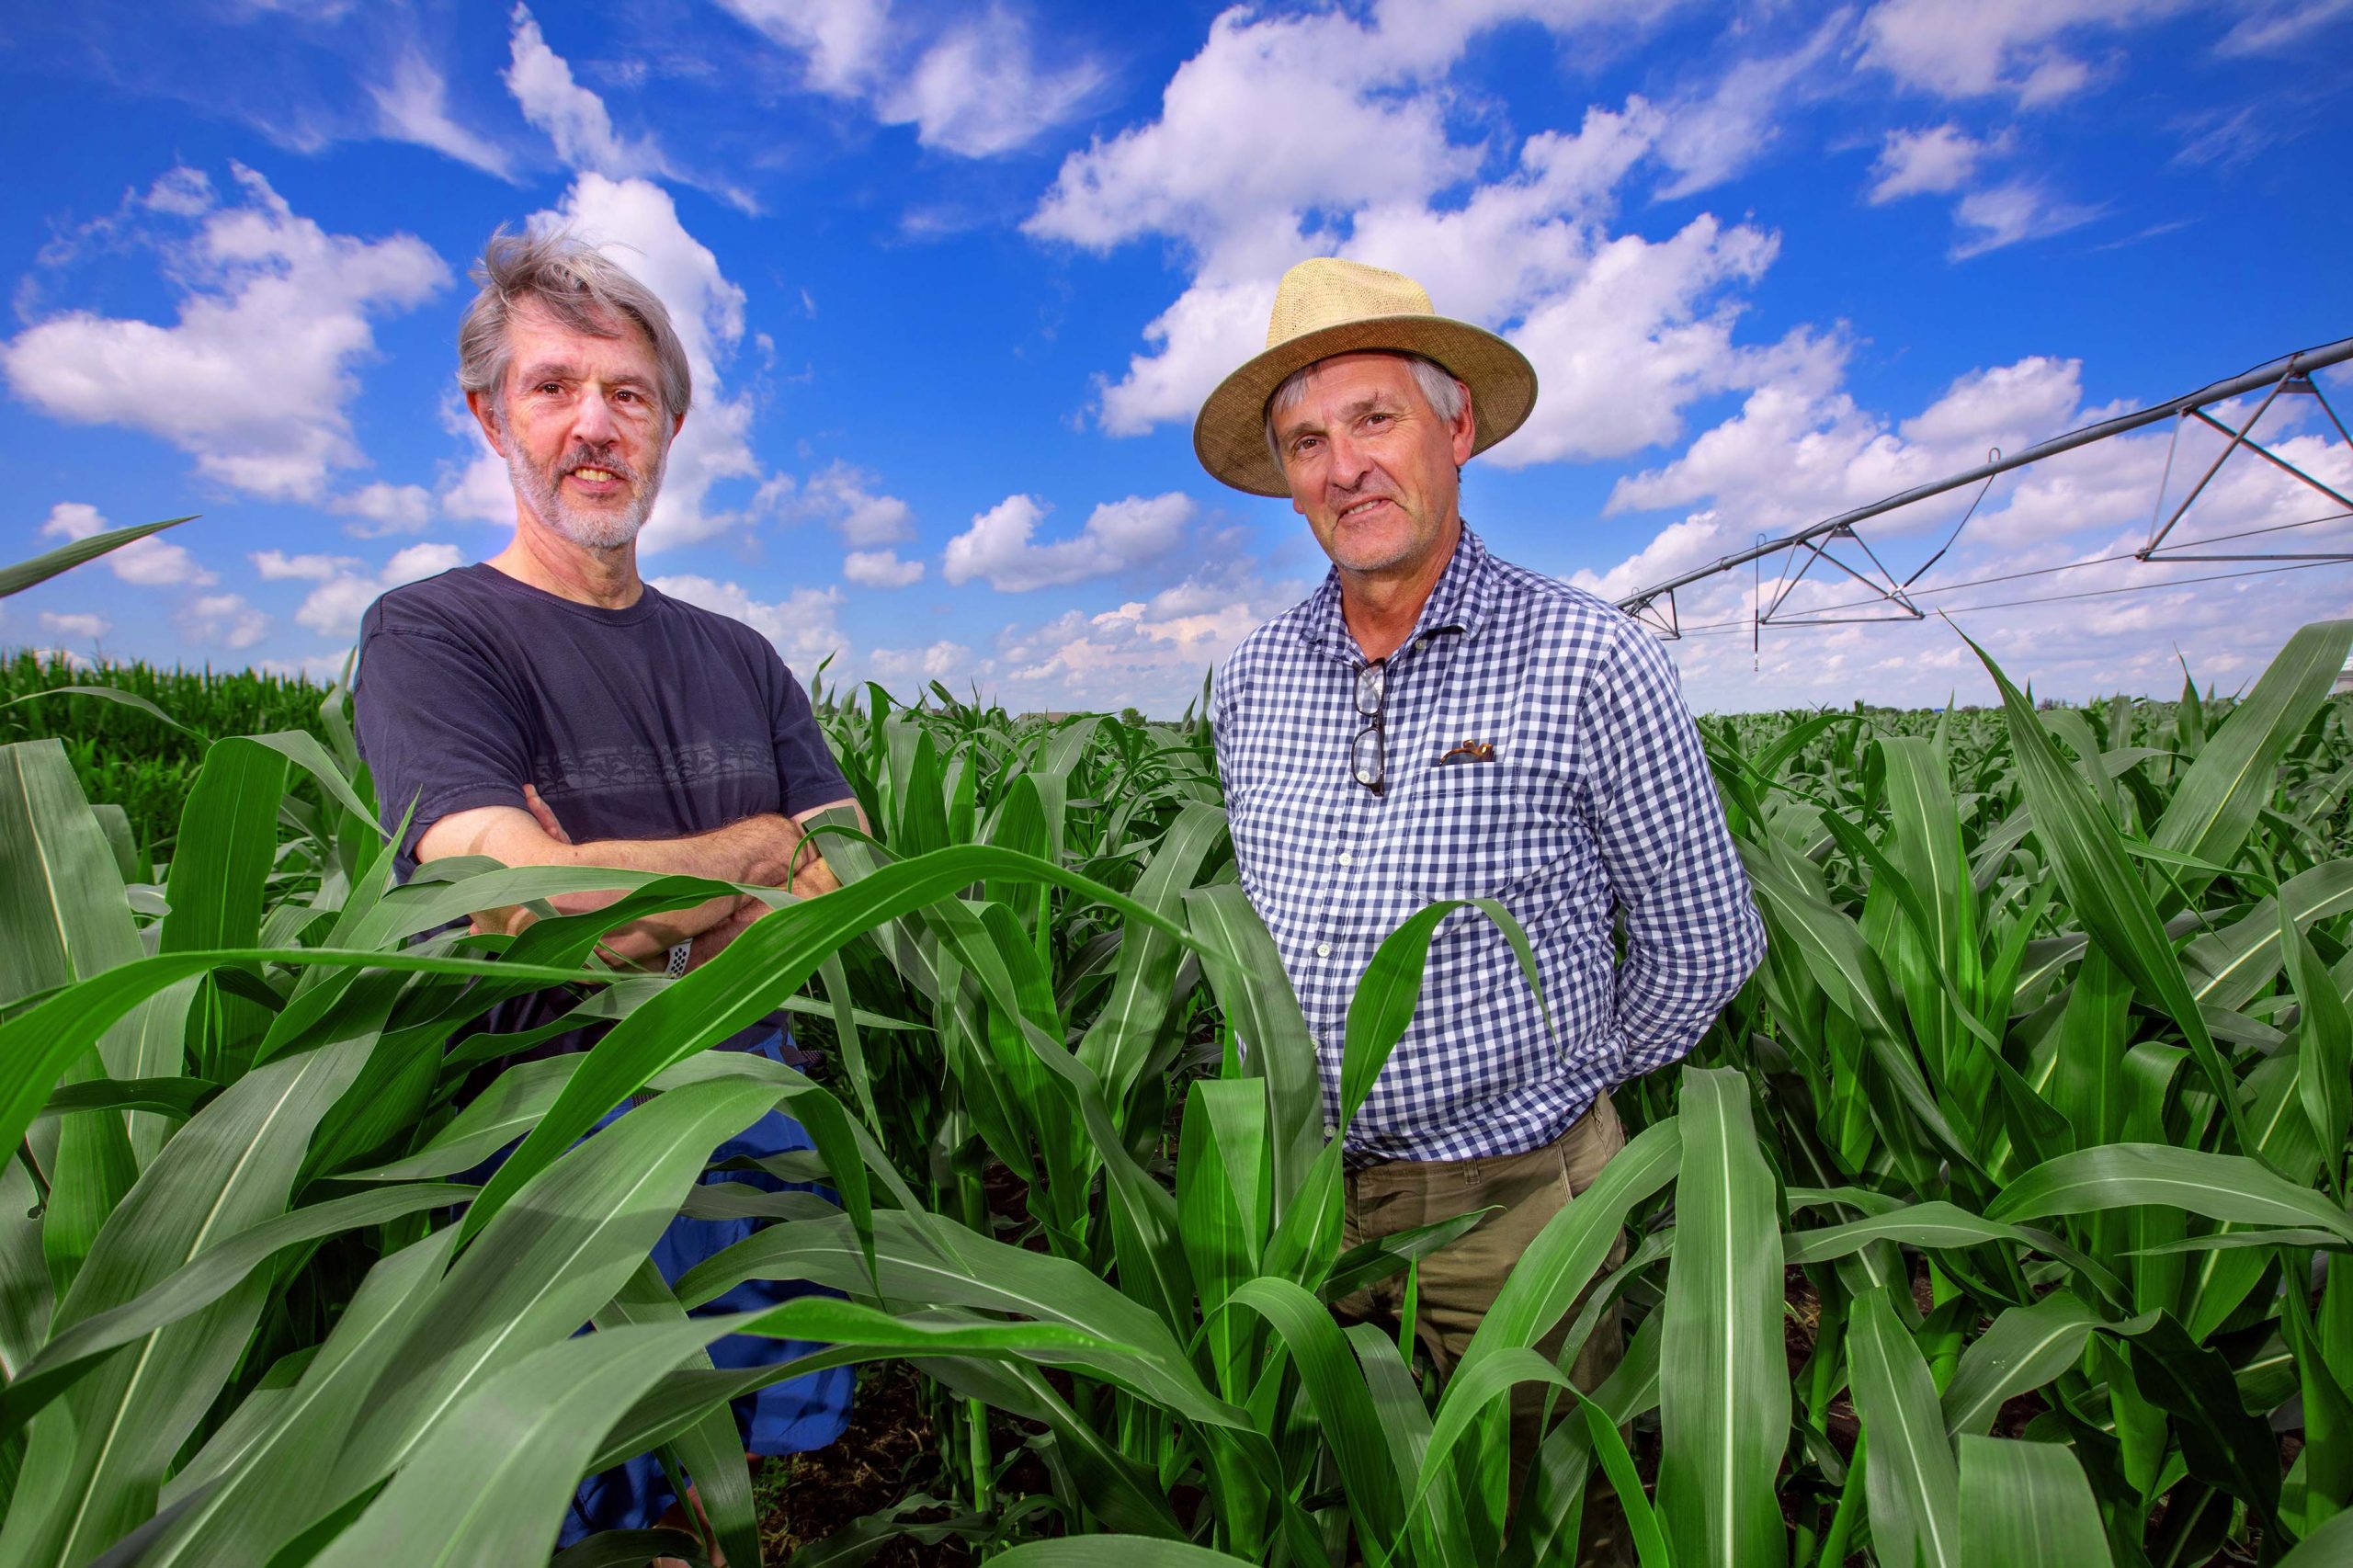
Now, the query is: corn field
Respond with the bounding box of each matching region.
[5,518,2353,1567]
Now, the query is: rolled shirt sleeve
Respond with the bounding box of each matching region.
[1577,619,1767,1082]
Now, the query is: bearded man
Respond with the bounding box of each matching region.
[354,229,856,1552]
[1199,258,1766,1560]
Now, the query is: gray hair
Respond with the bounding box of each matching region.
[1264,353,1466,473]
[457,227,692,424]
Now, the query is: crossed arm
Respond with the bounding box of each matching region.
[415,789,865,969]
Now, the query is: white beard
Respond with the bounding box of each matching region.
[508,439,669,551]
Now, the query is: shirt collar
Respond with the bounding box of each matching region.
[1297,523,1494,660]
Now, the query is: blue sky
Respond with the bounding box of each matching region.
[4,0,2349,715]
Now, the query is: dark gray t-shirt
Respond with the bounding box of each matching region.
[355,563,848,876]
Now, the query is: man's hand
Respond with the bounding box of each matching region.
[425,790,858,969]
[523,783,574,846]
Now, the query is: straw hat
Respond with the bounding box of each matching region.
[1192,257,1539,497]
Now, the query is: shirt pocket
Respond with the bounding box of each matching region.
[1402,763,1552,902]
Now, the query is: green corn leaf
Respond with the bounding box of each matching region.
[1222,1277,1404,1555]
[2153,619,2353,904]
[143,1230,461,1563]
[1963,631,2256,1153]
[0,1036,370,1566]
[1955,1433,2111,1567]
[1656,1066,1788,1568]
[2279,1510,2353,1565]
[1988,1142,2353,1245]
[36,1077,218,1122]
[1847,1283,1962,1568]
[460,844,1213,1246]
[0,517,197,598]
[0,1181,468,1438]
[327,1076,780,1492]
[992,1540,1254,1566]
[1940,1295,2101,1438]
[2281,903,2352,1187]
[2,685,205,738]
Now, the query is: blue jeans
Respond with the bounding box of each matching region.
[529,1028,853,1543]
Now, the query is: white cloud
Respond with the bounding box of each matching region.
[290,541,466,639]
[40,503,217,586]
[1857,0,2182,104]
[253,549,357,581]
[720,0,1103,156]
[796,461,915,547]
[1867,124,1998,202]
[1654,16,1849,199]
[382,541,464,583]
[647,573,847,674]
[2,165,448,501]
[331,481,436,537]
[843,549,924,587]
[1029,7,1785,463]
[179,593,269,650]
[37,611,110,642]
[143,167,215,217]
[870,640,973,683]
[2215,0,2353,55]
[504,6,672,181]
[370,51,515,179]
[1950,180,2105,256]
[943,492,1195,591]
[988,552,1308,714]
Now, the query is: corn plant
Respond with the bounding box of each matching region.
[3,517,2350,1566]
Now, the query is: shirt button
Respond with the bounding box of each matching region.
[1338,851,1353,866]
[1315,942,1333,957]
[1416,637,1429,650]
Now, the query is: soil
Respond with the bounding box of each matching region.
[753,1360,968,1566]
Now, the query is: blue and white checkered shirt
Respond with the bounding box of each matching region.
[1212,528,1765,1165]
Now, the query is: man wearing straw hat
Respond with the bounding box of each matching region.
[1199,258,1765,1548]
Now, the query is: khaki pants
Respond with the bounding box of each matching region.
[1333,1093,1630,1564]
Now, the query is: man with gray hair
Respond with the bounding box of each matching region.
[354,227,857,1553]
[1200,258,1765,1562]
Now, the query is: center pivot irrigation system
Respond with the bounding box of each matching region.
[1614,333,2353,645]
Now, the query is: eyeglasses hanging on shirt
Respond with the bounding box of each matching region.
[1351,657,1387,795]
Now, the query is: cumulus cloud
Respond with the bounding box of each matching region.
[253,549,358,581]
[178,593,270,650]
[943,492,1195,591]
[988,552,1310,714]
[3,166,448,501]
[331,481,436,537]
[441,175,762,551]
[1027,6,1793,463]
[719,0,1103,156]
[290,540,466,640]
[844,549,925,587]
[37,611,110,642]
[1867,124,1999,202]
[785,460,915,547]
[870,640,975,684]
[40,503,216,586]
[1857,0,2182,105]
[648,573,847,674]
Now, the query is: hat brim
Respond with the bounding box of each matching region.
[1192,314,1538,497]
